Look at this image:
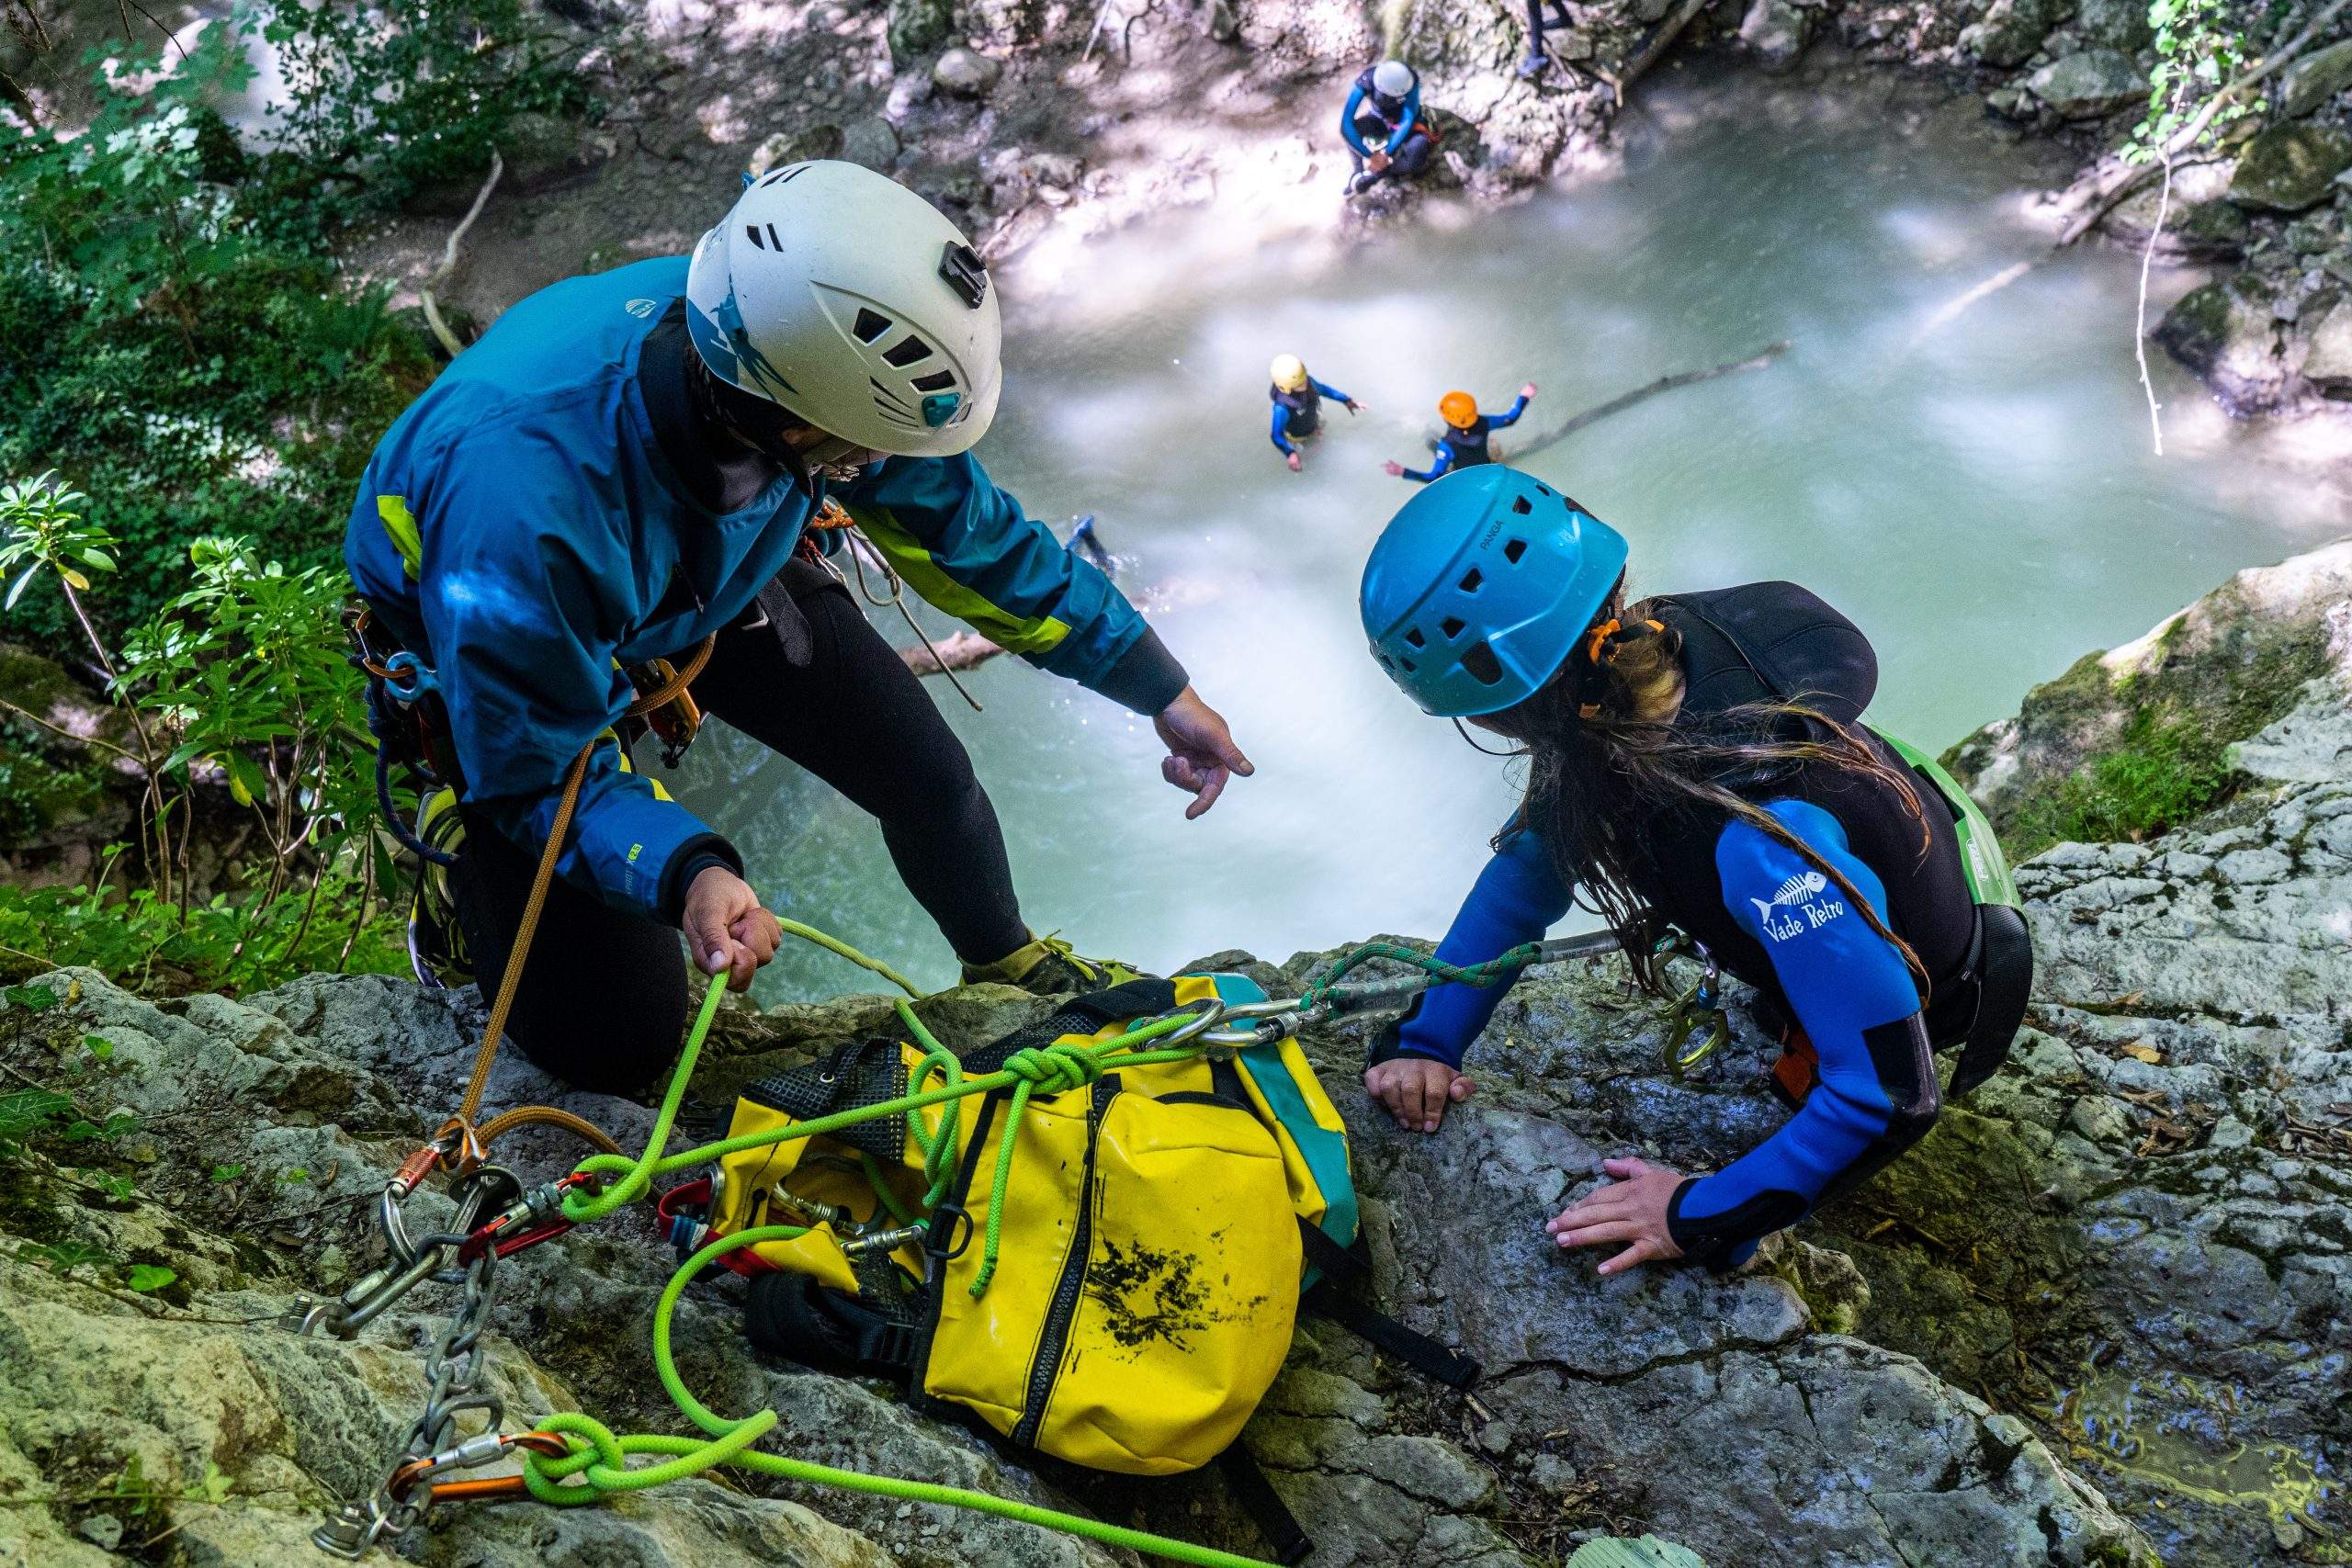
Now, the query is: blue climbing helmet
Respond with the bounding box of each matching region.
[1360,466,1628,717]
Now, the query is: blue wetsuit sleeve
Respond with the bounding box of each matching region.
[1340,86,1373,154]
[1488,394,1531,429]
[1385,87,1421,154]
[1667,799,1936,1270]
[840,455,1186,715]
[1271,404,1296,455]
[1399,443,1453,484]
[1376,828,1574,1069]
[419,430,734,924]
[1309,378,1351,404]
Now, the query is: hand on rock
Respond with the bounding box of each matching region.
[1545,1156,1687,1277]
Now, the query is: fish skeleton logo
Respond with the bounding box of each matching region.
[1751,869,1844,942]
[624,298,659,318]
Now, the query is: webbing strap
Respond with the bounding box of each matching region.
[1297,1221,1480,1389]
[1216,1446,1313,1567]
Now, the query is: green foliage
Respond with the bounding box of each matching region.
[2010,710,2236,854]
[0,4,586,653]
[0,472,114,610]
[0,854,404,995]
[124,1262,176,1292]
[256,0,593,213]
[2123,0,2251,165]
[123,535,375,860]
[0,1089,75,1156]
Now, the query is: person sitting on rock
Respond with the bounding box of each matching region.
[1353,466,2031,1274]
[1269,353,1363,472]
[345,160,1253,1096]
[1341,59,1441,197]
[1384,384,1536,482]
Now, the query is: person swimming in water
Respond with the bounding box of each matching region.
[1268,354,1364,472]
[1384,385,1537,483]
[1353,466,2032,1275]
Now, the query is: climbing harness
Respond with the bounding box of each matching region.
[299,925,1597,1562]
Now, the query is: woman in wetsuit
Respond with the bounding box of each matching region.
[1355,465,2030,1275]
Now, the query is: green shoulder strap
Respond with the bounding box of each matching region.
[1865,723,2020,909]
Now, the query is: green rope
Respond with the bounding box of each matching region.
[561,979,729,1224]
[968,1041,1109,1294]
[776,917,927,998]
[519,1225,1278,1568]
[1299,938,1550,1011]
[895,999,966,1210]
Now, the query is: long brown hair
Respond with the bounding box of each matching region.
[1481,583,1933,998]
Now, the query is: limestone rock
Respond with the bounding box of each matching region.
[2071,0,2153,51]
[2301,293,2352,393]
[932,47,1002,98]
[1945,538,2352,848]
[2025,50,2147,119]
[749,124,847,176]
[2154,271,2294,414]
[887,0,954,62]
[2280,37,2352,118]
[1738,0,1812,73]
[1959,0,2076,68]
[2228,122,2352,212]
[841,117,904,173]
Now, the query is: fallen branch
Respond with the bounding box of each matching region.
[898,628,1007,678]
[1605,0,1713,102]
[420,150,503,358]
[2054,0,2352,247]
[1506,340,1789,461]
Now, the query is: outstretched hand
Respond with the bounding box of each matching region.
[1154,685,1254,819]
[1345,399,1364,414]
[1286,450,1303,472]
[1382,459,1405,477]
[1520,381,1539,400]
[1545,1156,1687,1277]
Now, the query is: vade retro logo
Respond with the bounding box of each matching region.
[1750,869,1844,942]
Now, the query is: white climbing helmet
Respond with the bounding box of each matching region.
[684,160,1002,458]
[1372,59,1416,97]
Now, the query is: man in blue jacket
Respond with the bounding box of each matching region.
[347,161,1253,1093]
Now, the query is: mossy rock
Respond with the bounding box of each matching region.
[1943,541,2350,858]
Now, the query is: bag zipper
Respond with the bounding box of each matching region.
[1011,1075,1120,1450]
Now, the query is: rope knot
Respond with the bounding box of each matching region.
[1001,1043,1102,1094]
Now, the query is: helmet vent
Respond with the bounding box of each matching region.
[853,308,892,343]
[1456,568,1483,593]
[744,225,766,250]
[1404,628,1426,649]
[1534,483,1554,497]
[869,378,913,413]
[882,334,934,367]
[1441,615,1466,639]
[1503,537,1527,563]
[910,369,957,392]
[758,166,807,188]
[1461,642,1505,686]
[1510,495,1533,515]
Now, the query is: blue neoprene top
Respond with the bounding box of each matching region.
[1388,798,1925,1269]
[1396,395,1528,483]
[1271,378,1352,455]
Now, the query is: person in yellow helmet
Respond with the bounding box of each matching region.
[1385,382,1538,483]
[1268,354,1364,472]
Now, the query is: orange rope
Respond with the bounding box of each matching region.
[440,634,719,1168]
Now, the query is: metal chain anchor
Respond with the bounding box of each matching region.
[311,1168,522,1559]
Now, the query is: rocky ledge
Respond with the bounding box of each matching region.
[5,543,2350,1566]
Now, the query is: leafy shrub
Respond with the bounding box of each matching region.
[0,4,589,654]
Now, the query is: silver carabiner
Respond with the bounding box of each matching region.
[1194,997,1306,1047]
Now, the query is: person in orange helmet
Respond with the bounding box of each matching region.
[1385,382,1538,483]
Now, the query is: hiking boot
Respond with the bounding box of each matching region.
[1344,170,1379,197]
[961,933,1144,997]
[1517,50,1551,79]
